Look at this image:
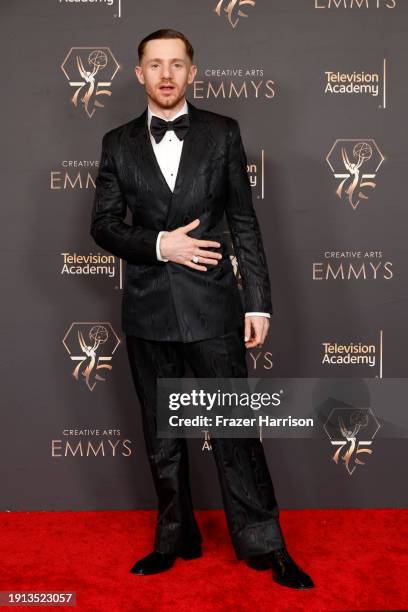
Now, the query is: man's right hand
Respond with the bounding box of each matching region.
[159,218,222,271]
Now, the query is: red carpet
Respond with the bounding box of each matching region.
[0,508,407,611]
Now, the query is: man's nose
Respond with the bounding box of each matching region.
[161,65,172,79]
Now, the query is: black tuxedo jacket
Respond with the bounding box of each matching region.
[90,99,272,342]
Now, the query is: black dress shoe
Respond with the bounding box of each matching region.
[130,551,176,575]
[246,547,314,589]
[130,544,202,575]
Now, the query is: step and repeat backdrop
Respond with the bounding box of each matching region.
[1,0,408,511]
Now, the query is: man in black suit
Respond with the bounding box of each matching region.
[90,29,313,589]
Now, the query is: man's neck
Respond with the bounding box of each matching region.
[147,97,187,120]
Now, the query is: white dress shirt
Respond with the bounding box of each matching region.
[147,101,270,320]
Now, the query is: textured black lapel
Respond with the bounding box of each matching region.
[171,99,215,197]
[128,107,173,199]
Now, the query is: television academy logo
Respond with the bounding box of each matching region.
[63,323,121,391]
[214,0,256,28]
[323,60,388,109]
[326,139,385,209]
[322,341,377,367]
[324,407,380,475]
[202,430,212,452]
[247,152,265,199]
[61,48,120,118]
[321,331,384,374]
[60,252,120,282]
[57,0,122,18]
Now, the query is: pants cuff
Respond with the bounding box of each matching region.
[233,518,286,560]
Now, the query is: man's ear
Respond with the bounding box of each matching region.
[134,66,145,85]
[188,64,197,84]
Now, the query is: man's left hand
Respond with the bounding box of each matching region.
[244,316,270,349]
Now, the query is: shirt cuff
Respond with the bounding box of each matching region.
[156,231,169,262]
[245,312,271,318]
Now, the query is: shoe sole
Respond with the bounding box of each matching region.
[130,551,202,574]
[273,576,315,589]
[130,563,174,576]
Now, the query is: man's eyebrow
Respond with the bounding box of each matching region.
[147,58,186,62]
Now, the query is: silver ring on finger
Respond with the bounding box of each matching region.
[192,255,199,264]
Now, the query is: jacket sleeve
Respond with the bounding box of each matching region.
[225,118,273,315]
[90,133,161,264]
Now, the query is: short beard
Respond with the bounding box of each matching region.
[148,88,185,111]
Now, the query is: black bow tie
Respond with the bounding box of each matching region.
[150,113,190,143]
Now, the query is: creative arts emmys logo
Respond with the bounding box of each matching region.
[326,139,385,209]
[50,159,99,190]
[312,250,394,281]
[314,0,396,8]
[324,407,380,475]
[194,68,275,101]
[61,48,120,118]
[214,0,256,28]
[63,322,121,391]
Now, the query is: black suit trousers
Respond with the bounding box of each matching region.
[125,323,285,559]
